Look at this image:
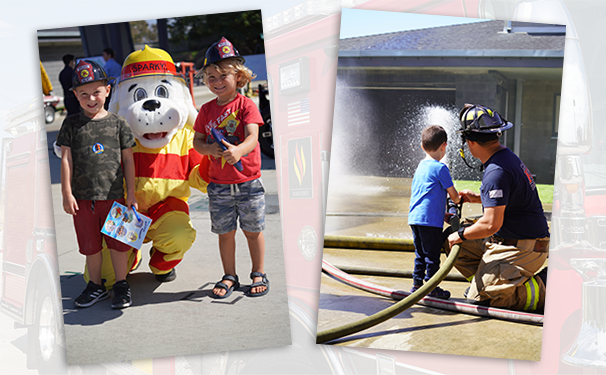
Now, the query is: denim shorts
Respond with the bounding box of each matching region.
[207,178,266,234]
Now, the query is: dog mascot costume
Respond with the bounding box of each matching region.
[85,45,209,286]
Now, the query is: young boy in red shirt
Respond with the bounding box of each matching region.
[193,37,268,299]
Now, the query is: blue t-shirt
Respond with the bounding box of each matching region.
[408,158,454,228]
[104,58,122,84]
[481,148,549,239]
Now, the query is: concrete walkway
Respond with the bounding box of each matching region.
[317,174,546,361]
[47,91,290,365]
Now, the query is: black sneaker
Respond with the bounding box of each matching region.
[155,269,176,282]
[74,281,108,308]
[111,280,132,309]
[428,286,451,300]
[409,284,422,293]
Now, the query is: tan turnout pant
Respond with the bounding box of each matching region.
[447,238,548,311]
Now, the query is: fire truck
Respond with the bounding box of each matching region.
[0,97,65,372]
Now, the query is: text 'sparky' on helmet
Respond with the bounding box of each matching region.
[119,45,179,82]
[195,37,245,78]
[458,104,513,135]
[70,60,111,90]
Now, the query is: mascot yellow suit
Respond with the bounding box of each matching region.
[85,45,208,286]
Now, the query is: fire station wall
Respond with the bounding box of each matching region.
[335,67,557,184]
[518,79,560,185]
[457,75,559,185]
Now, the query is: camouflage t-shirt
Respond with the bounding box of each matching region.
[56,112,136,200]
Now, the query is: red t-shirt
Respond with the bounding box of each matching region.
[194,94,264,184]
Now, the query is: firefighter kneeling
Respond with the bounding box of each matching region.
[447,104,549,312]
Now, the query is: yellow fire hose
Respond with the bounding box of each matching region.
[316,242,461,344]
[331,264,467,282]
[323,235,415,251]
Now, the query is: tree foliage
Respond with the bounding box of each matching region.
[167,10,264,59]
[131,20,158,44]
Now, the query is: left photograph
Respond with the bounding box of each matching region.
[38,10,291,365]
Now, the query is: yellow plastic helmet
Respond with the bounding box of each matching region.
[120,45,179,82]
[458,104,513,134]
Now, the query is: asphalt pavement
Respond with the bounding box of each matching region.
[47,85,290,365]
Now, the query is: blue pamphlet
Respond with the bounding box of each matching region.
[101,201,151,250]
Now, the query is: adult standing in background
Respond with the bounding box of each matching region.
[59,54,80,116]
[102,48,121,83]
[102,48,121,109]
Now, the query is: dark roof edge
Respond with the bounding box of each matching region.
[339,50,564,58]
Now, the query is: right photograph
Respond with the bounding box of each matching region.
[316,8,564,361]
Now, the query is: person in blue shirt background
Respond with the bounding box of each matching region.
[102,48,121,109]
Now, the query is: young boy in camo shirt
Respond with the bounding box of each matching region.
[56,60,137,309]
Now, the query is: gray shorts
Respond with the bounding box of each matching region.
[208,178,266,234]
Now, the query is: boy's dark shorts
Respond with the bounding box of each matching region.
[73,198,132,256]
[208,178,266,235]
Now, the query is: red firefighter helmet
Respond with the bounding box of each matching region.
[70,60,110,90]
[202,37,245,69]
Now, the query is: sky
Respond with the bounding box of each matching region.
[339,8,489,39]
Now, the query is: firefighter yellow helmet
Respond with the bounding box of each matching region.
[458,104,513,135]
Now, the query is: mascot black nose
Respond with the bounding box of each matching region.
[142,100,161,112]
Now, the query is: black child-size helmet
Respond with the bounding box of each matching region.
[202,37,245,69]
[70,59,111,90]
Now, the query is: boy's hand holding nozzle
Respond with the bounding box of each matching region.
[211,127,243,171]
[445,197,461,228]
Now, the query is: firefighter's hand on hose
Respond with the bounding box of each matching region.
[63,193,79,215]
[448,230,463,249]
[459,189,481,204]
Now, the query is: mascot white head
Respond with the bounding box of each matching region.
[109,45,198,149]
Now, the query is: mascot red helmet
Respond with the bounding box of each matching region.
[120,45,179,82]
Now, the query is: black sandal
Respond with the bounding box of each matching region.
[212,274,239,299]
[246,272,269,297]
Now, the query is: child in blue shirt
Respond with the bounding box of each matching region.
[408,125,460,299]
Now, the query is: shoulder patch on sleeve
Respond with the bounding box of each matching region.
[489,189,503,199]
